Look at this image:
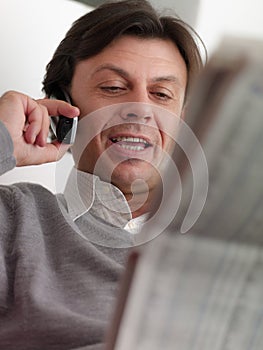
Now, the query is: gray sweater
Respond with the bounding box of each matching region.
[0,122,132,350]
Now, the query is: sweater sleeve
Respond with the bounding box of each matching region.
[0,120,16,175]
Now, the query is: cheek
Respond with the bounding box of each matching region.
[153,105,182,140]
[84,136,106,159]
[77,95,120,118]
[161,131,176,154]
[72,134,105,171]
[156,115,180,152]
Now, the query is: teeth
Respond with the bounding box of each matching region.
[112,137,148,144]
[121,145,145,151]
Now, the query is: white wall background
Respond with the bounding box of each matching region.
[0,0,91,193]
[150,0,200,28]
[196,0,263,55]
[1,0,263,192]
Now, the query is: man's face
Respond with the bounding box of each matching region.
[70,35,187,196]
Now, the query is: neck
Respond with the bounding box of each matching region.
[124,185,161,218]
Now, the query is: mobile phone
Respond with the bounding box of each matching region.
[50,90,78,144]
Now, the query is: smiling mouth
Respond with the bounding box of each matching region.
[110,136,152,151]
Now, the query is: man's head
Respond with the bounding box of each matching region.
[43,0,205,216]
[43,0,204,102]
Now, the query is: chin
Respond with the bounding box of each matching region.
[110,160,160,193]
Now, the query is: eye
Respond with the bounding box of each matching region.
[149,85,174,102]
[153,92,171,100]
[151,90,173,102]
[100,85,127,94]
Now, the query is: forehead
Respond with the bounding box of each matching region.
[103,35,184,62]
[74,36,187,85]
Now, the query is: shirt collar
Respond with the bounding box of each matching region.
[63,167,133,228]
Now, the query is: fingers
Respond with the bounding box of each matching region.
[24,97,79,147]
[0,91,80,166]
[37,98,80,119]
[35,106,51,147]
[26,98,80,147]
[23,102,46,145]
[24,102,52,147]
[0,91,79,146]
[17,140,71,167]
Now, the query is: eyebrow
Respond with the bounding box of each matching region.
[92,63,183,87]
[152,76,183,87]
[91,64,130,79]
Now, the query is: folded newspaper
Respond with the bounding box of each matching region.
[106,37,263,350]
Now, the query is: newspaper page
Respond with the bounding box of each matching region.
[111,38,263,350]
[114,234,263,350]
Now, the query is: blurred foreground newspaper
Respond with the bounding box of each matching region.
[106,37,263,350]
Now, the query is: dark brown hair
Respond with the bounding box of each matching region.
[42,0,205,101]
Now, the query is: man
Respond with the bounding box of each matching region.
[0,0,204,349]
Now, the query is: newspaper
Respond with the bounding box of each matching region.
[108,38,263,350]
[114,235,263,350]
[171,40,263,243]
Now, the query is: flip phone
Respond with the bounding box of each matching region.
[50,90,78,144]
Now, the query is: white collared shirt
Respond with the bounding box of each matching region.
[61,167,147,234]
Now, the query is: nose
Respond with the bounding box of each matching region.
[120,102,154,123]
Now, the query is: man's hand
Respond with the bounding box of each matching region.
[0,91,79,166]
